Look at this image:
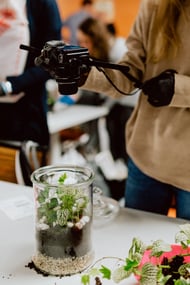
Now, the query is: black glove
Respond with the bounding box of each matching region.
[78,64,91,87]
[142,70,176,107]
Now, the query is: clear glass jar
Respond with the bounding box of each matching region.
[31,165,95,276]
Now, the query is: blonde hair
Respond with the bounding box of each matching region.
[148,0,186,62]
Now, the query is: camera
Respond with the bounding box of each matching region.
[34,40,90,94]
[20,40,141,95]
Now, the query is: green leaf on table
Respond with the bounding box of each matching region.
[81,274,90,285]
[128,237,146,261]
[99,265,111,279]
[174,279,189,285]
[149,239,171,257]
[124,258,139,271]
[178,263,190,277]
[88,267,100,276]
[140,263,158,285]
[175,224,190,248]
[112,265,132,283]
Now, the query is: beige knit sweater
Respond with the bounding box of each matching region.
[82,0,190,191]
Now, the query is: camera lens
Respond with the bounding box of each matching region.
[58,81,78,95]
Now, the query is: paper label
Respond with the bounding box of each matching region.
[0,196,34,220]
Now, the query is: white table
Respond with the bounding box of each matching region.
[47,104,109,164]
[0,180,188,285]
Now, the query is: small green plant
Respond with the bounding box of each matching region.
[81,224,190,285]
[36,173,89,229]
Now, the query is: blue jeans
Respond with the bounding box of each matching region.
[125,157,190,220]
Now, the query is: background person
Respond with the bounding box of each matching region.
[62,0,95,45]
[0,0,62,146]
[76,17,130,200]
[76,17,111,154]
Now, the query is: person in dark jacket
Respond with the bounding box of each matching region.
[0,0,62,146]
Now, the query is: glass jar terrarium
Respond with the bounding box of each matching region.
[31,165,95,276]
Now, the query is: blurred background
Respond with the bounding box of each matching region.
[57,0,140,40]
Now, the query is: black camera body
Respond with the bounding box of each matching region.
[35,40,90,94]
[20,40,141,95]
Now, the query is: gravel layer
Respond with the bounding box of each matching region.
[32,250,94,276]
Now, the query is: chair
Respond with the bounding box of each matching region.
[0,140,48,186]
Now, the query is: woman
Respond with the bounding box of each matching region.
[77,17,110,61]
[80,0,190,219]
[0,0,62,146]
[75,17,110,154]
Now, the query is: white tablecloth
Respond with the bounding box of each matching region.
[0,180,187,285]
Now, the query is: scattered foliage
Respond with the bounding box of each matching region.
[81,224,190,285]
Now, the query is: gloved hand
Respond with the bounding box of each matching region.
[142,70,176,107]
[78,64,91,87]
